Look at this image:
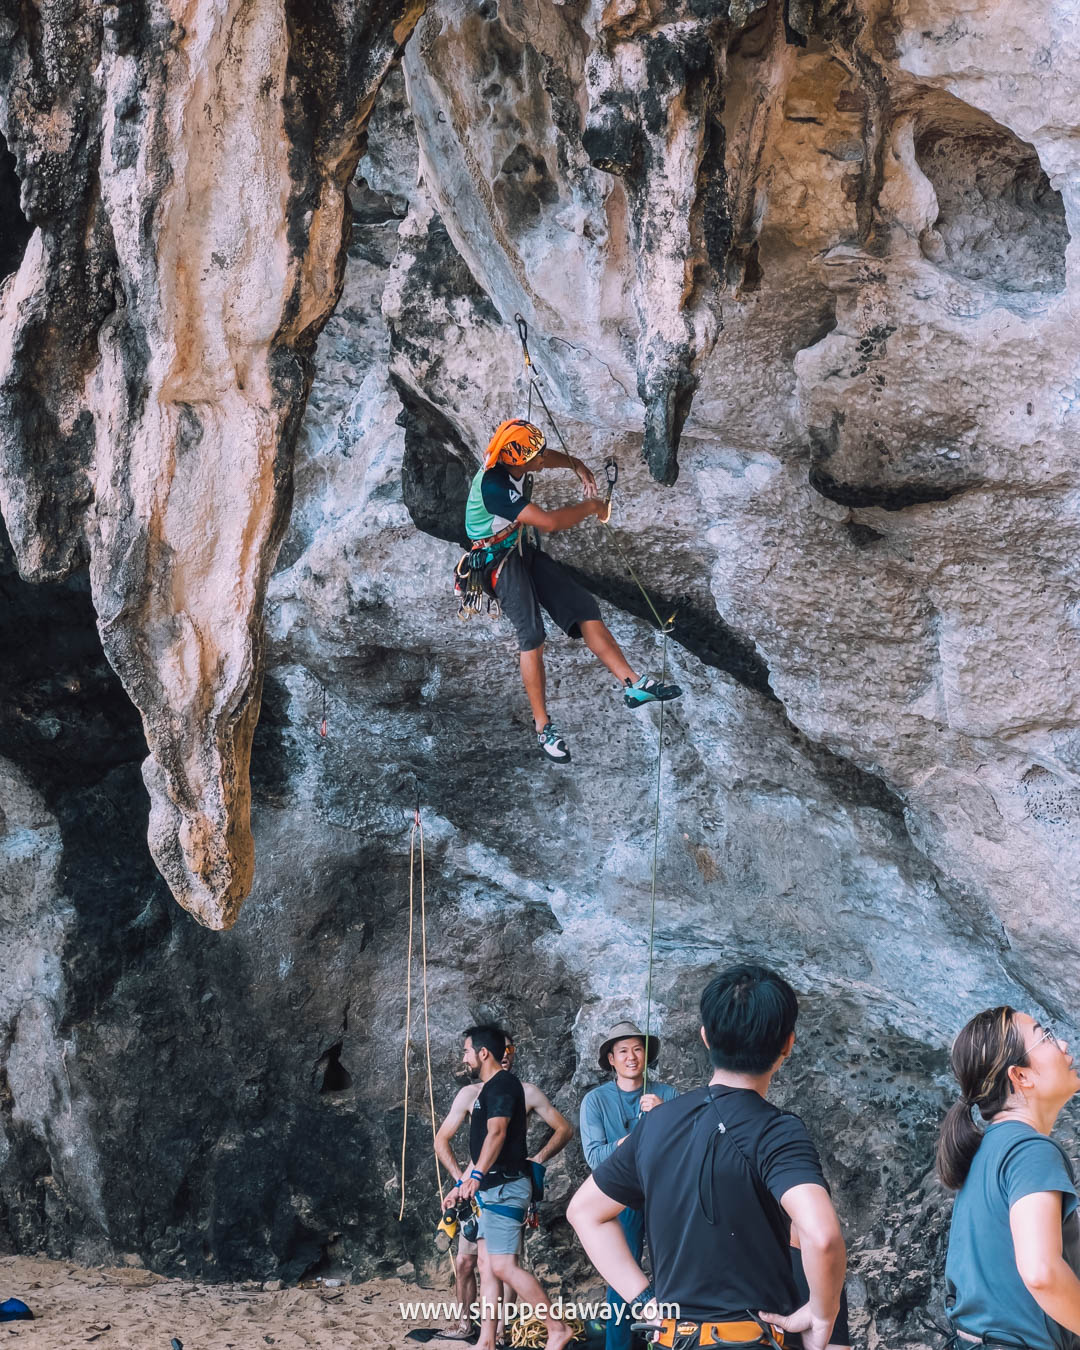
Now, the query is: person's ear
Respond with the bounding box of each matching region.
[781,1031,795,1059]
[700,1025,709,1050]
[1007,1060,1033,1095]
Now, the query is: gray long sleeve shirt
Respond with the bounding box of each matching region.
[579,1079,679,1170]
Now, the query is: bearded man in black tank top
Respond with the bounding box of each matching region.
[442,1026,576,1350]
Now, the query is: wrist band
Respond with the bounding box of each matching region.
[470,1168,485,1181]
[454,1179,463,1188]
[635,1284,656,1309]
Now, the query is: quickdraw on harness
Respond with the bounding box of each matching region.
[454,519,521,620]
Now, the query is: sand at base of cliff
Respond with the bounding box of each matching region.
[0,1254,476,1348]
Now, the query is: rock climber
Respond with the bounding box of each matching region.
[464,419,681,764]
[436,1026,575,1350]
[579,1021,679,1350]
[567,964,848,1350]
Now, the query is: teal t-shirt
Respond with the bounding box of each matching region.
[465,466,532,541]
[946,1121,1080,1350]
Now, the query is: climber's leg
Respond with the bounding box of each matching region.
[493,551,569,761]
[578,619,635,685]
[520,645,549,732]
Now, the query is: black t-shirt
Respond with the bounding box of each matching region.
[593,1084,828,1320]
[469,1069,528,1191]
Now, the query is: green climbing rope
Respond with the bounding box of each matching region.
[512,313,673,1088]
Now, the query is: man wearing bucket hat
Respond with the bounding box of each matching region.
[462,420,682,765]
[580,1022,679,1350]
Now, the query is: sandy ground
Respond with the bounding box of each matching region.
[0,1254,470,1348]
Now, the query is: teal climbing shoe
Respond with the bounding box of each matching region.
[623,673,682,709]
[537,721,571,763]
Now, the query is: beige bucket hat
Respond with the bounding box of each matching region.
[597,1021,660,1073]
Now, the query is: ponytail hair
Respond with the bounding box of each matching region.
[936,1006,1028,1189]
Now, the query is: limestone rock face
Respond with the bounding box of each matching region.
[2,2,1080,1346]
[0,0,423,928]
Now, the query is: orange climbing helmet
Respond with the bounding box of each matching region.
[484,419,546,470]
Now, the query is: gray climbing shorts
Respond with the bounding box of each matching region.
[488,545,601,652]
[476,1176,531,1255]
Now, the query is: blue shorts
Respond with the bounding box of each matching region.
[476,1177,532,1255]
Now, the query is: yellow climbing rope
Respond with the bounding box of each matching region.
[508,1313,586,1346]
[513,313,674,1090]
[399,797,444,1222]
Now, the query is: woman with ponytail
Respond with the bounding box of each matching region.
[938,1006,1080,1349]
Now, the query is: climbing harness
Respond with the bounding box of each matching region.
[399,784,443,1222]
[511,312,676,1088]
[636,1319,785,1348]
[475,1191,529,1224]
[453,519,524,621]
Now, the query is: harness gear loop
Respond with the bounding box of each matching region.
[455,519,524,621]
[398,794,443,1223]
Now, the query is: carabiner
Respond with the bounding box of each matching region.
[514,312,532,368]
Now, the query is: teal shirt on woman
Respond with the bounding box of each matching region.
[946,1120,1080,1350]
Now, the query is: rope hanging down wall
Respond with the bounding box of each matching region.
[399,788,443,1222]
[513,313,675,1088]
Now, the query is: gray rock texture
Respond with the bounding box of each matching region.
[2,2,1080,1346]
[0,0,424,928]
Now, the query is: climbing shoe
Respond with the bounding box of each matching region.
[537,721,571,763]
[624,673,682,709]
